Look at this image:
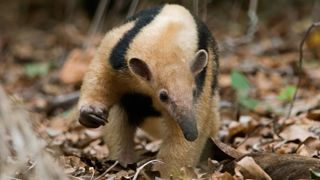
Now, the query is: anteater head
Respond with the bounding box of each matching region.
[128,49,208,141]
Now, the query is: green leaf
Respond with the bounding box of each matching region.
[25,62,50,78]
[277,86,296,102]
[231,70,250,98]
[310,168,320,179]
[239,97,259,110]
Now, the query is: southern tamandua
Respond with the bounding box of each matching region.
[78,4,220,178]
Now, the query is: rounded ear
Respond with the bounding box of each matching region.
[190,49,208,75]
[128,58,152,81]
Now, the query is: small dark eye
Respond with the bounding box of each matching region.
[159,89,169,102]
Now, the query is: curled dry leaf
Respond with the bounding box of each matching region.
[228,121,246,137]
[59,48,95,84]
[212,138,244,159]
[307,109,320,121]
[224,153,320,179]
[235,156,272,180]
[297,137,320,157]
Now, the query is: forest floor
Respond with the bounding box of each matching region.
[0,1,320,179]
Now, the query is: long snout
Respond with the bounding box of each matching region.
[176,114,198,141]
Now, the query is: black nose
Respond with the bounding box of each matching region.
[183,128,198,141]
[177,116,198,141]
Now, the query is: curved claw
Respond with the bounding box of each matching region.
[79,104,108,128]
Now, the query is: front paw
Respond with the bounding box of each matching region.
[79,103,108,128]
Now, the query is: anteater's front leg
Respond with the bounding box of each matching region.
[155,123,208,178]
[78,57,118,128]
[103,105,137,165]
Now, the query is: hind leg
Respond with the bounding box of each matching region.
[102,105,137,165]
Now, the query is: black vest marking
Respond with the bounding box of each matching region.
[109,6,163,70]
[120,93,161,126]
[194,17,219,96]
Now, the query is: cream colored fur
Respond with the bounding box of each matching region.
[78,4,220,178]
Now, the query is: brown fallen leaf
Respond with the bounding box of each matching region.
[228,121,246,137]
[280,124,317,142]
[211,172,235,180]
[297,137,320,157]
[274,142,298,154]
[235,156,272,180]
[115,169,135,179]
[60,155,87,175]
[236,137,261,154]
[59,48,95,84]
[224,153,320,179]
[307,109,320,121]
[212,138,244,160]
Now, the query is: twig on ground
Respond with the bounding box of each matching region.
[272,115,283,140]
[286,21,320,119]
[90,167,95,180]
[132,159,164,180]
[47,91,79,114]
[95,161,118,180]
[21,160,37,175]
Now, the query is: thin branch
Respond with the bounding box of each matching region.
[201,0,208,22]
[223,0,259,48]
[245,0,259,42]
[286,21,320,119]
[83,0,110,49]
[127,0,140,18]
[132,159,164,180]
[193,0,199,16]
[21,161,37,174]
